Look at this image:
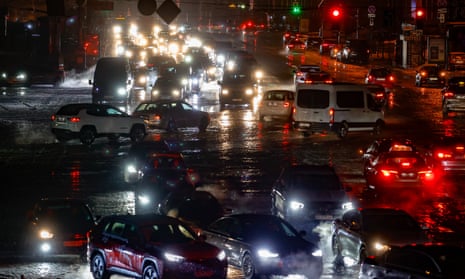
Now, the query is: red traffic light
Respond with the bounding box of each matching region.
[331,8,341,17]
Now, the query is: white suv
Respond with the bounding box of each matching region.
[51,103,146,145]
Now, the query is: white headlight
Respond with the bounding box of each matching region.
[39,229,54,239]
[165,252,185,262]
[312,249,323,257]
[221,89,229,95]
[374,242,389,252]
[257,249,279,258]
[152,90,159,96]
[172,90,180,96]
[217,250,226,261]
[289,201,304,210]
[126,165,137,174]
[245,88,253,95]
[117,87,126,95]
[342,202,353,210]
[138,195,150,205]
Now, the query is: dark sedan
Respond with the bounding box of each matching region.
[88,214,227,279]
[202,213,323,279]
[132,100,210,132]
[415,64,446,87]
[360,244,465,279]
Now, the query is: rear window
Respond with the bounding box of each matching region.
[336,90,364,108]
[56,104,91,115]
[297,89,329,108]
[265,90,293,101]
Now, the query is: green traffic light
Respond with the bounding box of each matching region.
[291,5,302,15]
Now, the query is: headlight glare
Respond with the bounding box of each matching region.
[165,252,185,262]
[257,249,279,258]
[138,195,150,205]
[342,202,353,210]
[39,229,54,239]
[217,250,226,261]
[289,201,304,211]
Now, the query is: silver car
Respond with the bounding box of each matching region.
[257,89,294,120]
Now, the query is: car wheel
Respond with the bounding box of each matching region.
[142,263,160,279]
[130,125,146,142]
[80,126,96,145]
[198,116,209,132]
[55,134,69,143]
[241,253,257,279]
[90,253,109,279]
[338,122,349,139]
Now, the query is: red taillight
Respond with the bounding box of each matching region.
[283,101,290,108]
[443,91,455,98]
[304,80,314,84]
[381,169,397,177]
[368,75,374,81]
[51,114,56,121]
[70,117,80,123]
[325,79,333,84]
[401,162,411,168]
[419,170,435,180]
[296,72,303,76]
[388,75,395,82]
[375,92,384,99]
[329,107,335,124]
[456,145,465,151]
[435,151,453,159]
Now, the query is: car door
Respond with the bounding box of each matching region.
[119,222,144,275]
[381,249,436,278]
[335,210,363,261]
[104,106,133,134]
[271,170,286,217]
[104,221,129,269]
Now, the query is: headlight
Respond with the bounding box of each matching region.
[39,229,54,239]
[165,252,185,262]
[172,89,180,96]
[221,89,229,95]
[342,202,353,210]
[257,248,279,258]
[217,250,226,261]
[126,165,138,174]
[138,194,151,205]
[16,72,27,80]
[117,87,126,95]
[152,90,159,96]
[312,249,323,257]
[289,201,304,211]
[373,241,389,252]
[1,72,7,79]
[181,78,188,85]
[255,70,263,79]
[245,88,253,95]
[138,76,147,83]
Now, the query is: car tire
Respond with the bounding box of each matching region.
[130,125,146,142]
[338,122,349,139]
[198,116,209,132]
[90,253,109,279]
[142,263,160,279]
[80,126,96,145]
[241,253,257,279]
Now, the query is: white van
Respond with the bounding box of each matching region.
[292,82,385,138]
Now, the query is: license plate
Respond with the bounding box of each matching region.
[300,123,310,127]
[57,116,67,122]
[63,240,86,247]
[430,77,438,80]
[456,95,465,99]
[232,98,242,102]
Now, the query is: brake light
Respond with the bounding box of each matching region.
[368,75,374,81]
[304,80,314,84]
[70,117,80,123]
[51,114,56,121]
[443,91,455,98]
[283,101,290,108]
[435,151,453,159]
[456,145,465,151]
[401,162,411,168]
[324,79,333,84]
[388,75,395,82]
[375,92,384,99]
[296,72,303,76]
[380,169,397,177]
[419,170,435,180]
[329,107,335,124]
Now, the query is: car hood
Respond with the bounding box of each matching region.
[149,240,223,260]
[249,235,316,256]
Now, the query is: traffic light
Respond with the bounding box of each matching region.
[291,3,302,16]
[415,8,425,29]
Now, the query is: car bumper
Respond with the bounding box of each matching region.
[255,254,323,277]
[444,99,465,112]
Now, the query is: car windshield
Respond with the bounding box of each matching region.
[143,223,196,243]
[242,217,299,240]
[35,203,93,226]
[362,213,420,232]
[291,174,342,191]
[371,68,390,76]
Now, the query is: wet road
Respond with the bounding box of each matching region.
[1,31,465,278]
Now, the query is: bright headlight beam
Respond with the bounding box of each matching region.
[289,201,304,210]
[257,249,279,258]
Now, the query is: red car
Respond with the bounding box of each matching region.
[88,214,227,279]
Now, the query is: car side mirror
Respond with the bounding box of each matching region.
[89,79,93,85]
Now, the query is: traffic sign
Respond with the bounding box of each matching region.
[368,5,376,14]
[157,0,181,25]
